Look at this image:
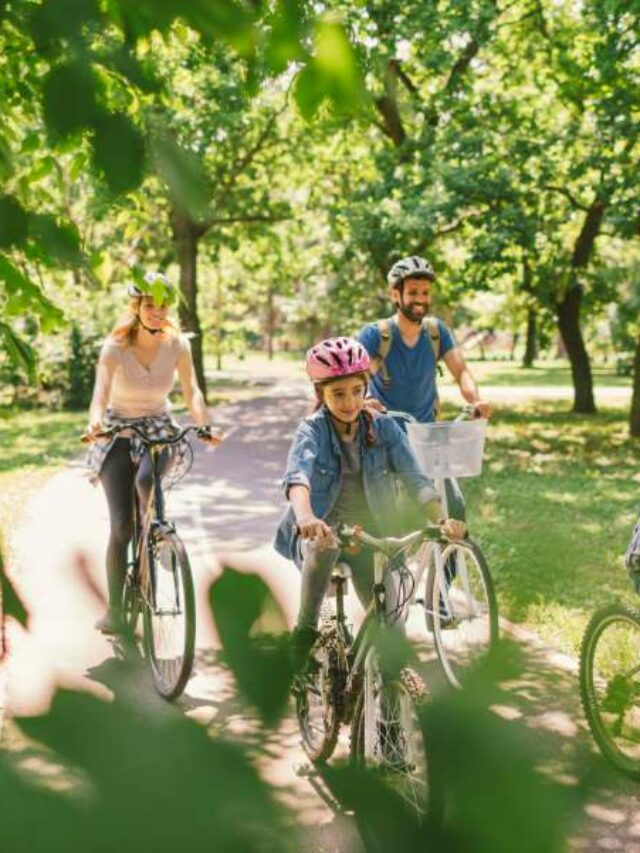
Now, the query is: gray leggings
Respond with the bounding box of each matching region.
[99,438,171,609]
[297,538,406,632]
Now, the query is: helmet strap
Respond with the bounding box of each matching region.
[138,317,165,336]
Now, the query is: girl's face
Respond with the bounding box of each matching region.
[322,375,367,424]
[138,295,169,330]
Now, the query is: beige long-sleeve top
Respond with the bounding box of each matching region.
[101,333,191,418]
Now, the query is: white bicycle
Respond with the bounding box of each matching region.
[393,408,499,689]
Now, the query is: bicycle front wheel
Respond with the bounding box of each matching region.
[425,538,498,689]
[580,602,640,779]
[142,531,196,700]
[296,625,343,763]
[350,649,434,818]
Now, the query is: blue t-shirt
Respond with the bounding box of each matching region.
[356,318,455,423]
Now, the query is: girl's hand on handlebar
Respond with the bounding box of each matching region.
[297,515,336,546]
[441,519,466,540]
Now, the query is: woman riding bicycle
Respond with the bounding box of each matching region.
[273,336,465,668]
[85,271,220,634]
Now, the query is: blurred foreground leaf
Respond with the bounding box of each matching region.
[209,568,292,725]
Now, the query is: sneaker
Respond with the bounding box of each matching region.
[95,609,124,635]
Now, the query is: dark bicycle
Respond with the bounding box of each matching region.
[295,523,443,818]
[87,422,211,700]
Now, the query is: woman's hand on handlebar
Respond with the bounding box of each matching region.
[198,426,224,446]
[81,422,109,443]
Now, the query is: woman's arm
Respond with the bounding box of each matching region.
[176,339,211,427]
[87,347,116,435]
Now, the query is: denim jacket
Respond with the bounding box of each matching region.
[274,407,439,565]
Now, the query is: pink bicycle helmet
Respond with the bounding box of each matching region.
[306,337,371,382]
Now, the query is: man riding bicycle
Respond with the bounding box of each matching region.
[356,255,492,521]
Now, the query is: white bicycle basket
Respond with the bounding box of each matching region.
[407,420,487,478]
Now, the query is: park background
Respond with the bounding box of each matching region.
[1,1,639,851]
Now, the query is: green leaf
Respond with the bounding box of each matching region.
[92,114,146,195]
[312,18,366,113]
[105,46,161,94]
[152,133,210,221]
[30,156,56,182]
[181,0,257,57]
[43,62,100,140]
[0,133,13,180]
[0,195,29,248]
[28,214,83,267]
[264,0,306,74]
[0,255,65,328]
[29,0,101,52]
[293,65,325,120]
[0,320,37,385]
[209,568,292,725]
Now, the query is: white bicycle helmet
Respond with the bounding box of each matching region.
[127,271,176,304]
[387,256,436,287]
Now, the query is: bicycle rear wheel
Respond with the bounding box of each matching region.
[350,649,434,818]
[425,538,498,689]
[142,530,195,700]
[580,602,640,779]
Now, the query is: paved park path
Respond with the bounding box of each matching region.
[2,374,639,851]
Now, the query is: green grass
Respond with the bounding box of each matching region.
[458,399,640,655]
[465,358,632,388]
[0,407,87,538]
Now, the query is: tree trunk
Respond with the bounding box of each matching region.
[170,207,207,402]
[630,328,640,438]
[556,279,596,414]
[522,307,538,369]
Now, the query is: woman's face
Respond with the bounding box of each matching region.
[322,375,367,424]
[138,295,169,331]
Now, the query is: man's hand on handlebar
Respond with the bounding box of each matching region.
[440,518,466,540]
[364,397,386,414]
[472,400,491,420]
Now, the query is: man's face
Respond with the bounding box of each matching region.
[392,277,432,323]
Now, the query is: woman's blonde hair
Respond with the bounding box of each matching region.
[109,297,180,345]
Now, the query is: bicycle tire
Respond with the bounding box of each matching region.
[425,538,498,689]
[296,603,344,762]
[350,649,435,819]
[580,602,640,780]
[142,530,196,700]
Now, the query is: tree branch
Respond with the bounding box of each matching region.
[543,184,591,212]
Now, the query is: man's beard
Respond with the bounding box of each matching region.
[398,300,430,324]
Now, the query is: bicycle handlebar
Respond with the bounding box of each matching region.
[336,523,447,555]
[81,423,218,446]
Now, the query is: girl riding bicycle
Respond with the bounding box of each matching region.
[85,271,220,634]
[274,336,465,667]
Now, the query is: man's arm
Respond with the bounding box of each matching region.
[442,347,492,418]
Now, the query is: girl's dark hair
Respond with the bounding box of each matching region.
[313,372,377,446]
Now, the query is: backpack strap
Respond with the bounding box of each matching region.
[370,317,394,387]
[422,316,441,362]
[423,316,442,420]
